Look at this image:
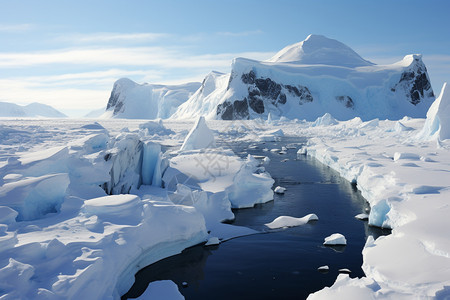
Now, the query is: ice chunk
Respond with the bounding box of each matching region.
[354,213,369,220]
[359,118,379,129]
[265,214,318,229]
[205,237,220,246]
[318,265,329,272]
[139,120,174,136]
[262,156,271,165]
[312,113,338,127]
[258,129,284,142]
[417,82,450,140]
[297,147,307,156]
[368,199,392,228]
[339,268,352,274]
[0,258,34,296]
[103,133,143,194]
[227,157,274,208]
[180,116,215,151]
[323,233,347,245]
[394,121,414,132]
[0,173,70,221]
[274,186,286,194]
[0,206,18,224]
[136,280,184,300]
[169,184,234,223]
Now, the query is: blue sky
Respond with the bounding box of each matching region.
[1,0,449,117]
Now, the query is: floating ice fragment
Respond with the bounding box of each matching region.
[265,214,318,229]
[339,268,352,274]
[205,237,220,246]
[274,186,286,194]
[297,147,307,156]
[323,233,347,245]
[318,265,329,272]
[136,280,184,300]
[355,213,369,220]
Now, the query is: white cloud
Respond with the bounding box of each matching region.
[0,45,275,116]
[0,23,34,32]
[0,47,274,69]
[56,32,170,44]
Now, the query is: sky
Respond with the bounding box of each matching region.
[0,0,449,117]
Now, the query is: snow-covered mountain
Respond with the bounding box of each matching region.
[104,35,435,121]
[103,78,201,119]
[0,101,67,118]
[177,34,435,121]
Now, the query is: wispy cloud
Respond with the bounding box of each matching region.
[217,30,263,37]
[56,32,170,44]
[0,23,35,32]
[0,47,274,68]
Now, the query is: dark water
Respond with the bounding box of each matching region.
[122,137,390,300]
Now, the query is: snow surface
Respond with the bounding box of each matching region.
[266,34,374,67]
[0,86,450,299]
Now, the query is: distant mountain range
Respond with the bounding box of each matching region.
[104,34,435,121]
[0,101,67,118]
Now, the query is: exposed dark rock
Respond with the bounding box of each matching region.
[394,60,434,105]
[106,90,120,110]
[255,77,282,101]
[278,93,287,104]
[217,99,249,120]
[221,71,317,119]
[410,72,433,105]
[241,70,256,84]
[336,96,354,108]
[248,96,265,114]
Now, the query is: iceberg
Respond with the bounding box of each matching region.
[180,116,216,151]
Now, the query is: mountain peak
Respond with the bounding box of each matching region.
[266,34,374,67]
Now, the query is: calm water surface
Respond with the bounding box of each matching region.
[123,137,389,300]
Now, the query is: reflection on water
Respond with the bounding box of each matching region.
[122,137,391,300]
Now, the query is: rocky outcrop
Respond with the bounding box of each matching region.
[392,55,434,105]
